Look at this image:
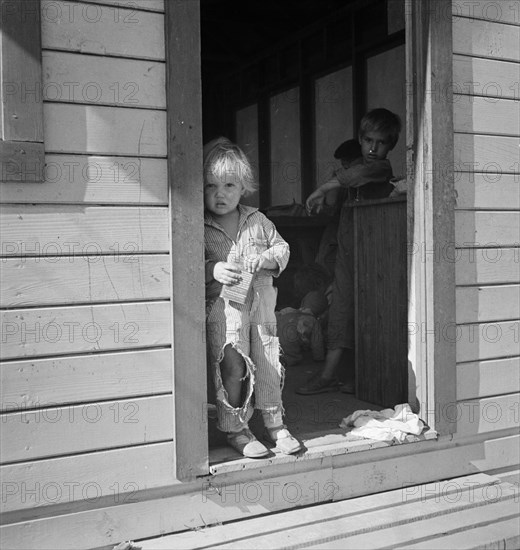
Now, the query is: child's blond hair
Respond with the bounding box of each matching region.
[203,137,258,196]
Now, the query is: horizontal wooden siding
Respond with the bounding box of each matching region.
[0,0,175,522]
[451,1,520,437]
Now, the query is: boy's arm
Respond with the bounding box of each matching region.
[305,177,343,213]
[335,159,393,188]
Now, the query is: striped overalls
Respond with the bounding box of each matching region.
[205,205,289,432]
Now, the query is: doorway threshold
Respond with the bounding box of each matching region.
[209,426,437,475]
[208,356,435,475]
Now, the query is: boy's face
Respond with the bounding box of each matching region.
[204,170,243,217]
[359,130,393,163]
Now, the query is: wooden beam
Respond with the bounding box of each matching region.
[0,141,44,182]
[164,0,208,480]
[406,0,457,434]
[2,435,519,548]
[0,0,44,182]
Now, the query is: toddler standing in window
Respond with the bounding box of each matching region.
[204,137,300,458]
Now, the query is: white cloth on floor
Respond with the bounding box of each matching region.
[339,403,424,443]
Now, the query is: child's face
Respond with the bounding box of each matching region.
[204,170,243,217]
[359,130,393,163]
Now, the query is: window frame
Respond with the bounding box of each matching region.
[165,0,208,481]
[167,0,457,480]
[0,0,44,183]
[405,0,457,435]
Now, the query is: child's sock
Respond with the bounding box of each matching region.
[261,409,283,429]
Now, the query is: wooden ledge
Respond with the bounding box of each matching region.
[209,427,437,475]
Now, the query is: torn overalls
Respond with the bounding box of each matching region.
[205,204,290,432]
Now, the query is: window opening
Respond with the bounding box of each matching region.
[201,0,419,466]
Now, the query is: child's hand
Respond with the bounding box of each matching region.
[243,254,277,273]
[389,176,407,196]
[213,262,242,285]
[305,188,326,215]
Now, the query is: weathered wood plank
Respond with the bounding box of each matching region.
[0,395,172,463]
[0,254,170,307]
[398,518,520,550]
[453,96,520,136]
[0,469,331,547]
[0,141,44,183]
[453,55,520,101]
[0,302,172,359]
[138,475,507,550]
[355,200,408,407]
[456,284,520,323]
[42,51,166,109]
[455,173,520,210]
[165,0,207,481]
[456,320,520,362]
[311,501,520,550]
[455,247,520,285]
[0,205,169,255]
[452,1,520,25]
[43,104,167,156]
[330,436,520,500]
[407,0,458,434]
[456,394,520,436]
[1,442,174,513]
[41,0,165,60]
[455,211,520,247]
[83,0,164,12]
[454,134,519,171]
[457,357,520,400]
[0,0,43,142]
[1,348,172,411]
[1,440,518,549]
[453,17,520,61]
[0,155,168,204]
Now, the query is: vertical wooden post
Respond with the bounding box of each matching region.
[406,0,457,434]
[165,0,208,479]
[0,0,44,182]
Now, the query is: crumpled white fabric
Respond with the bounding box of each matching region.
[339,403,424,443]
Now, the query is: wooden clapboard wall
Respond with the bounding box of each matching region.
[451,1,520,438]
[0,0,178,522]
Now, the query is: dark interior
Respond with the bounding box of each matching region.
[200,0,410,459]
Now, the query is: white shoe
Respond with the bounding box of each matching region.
[264,426,301,454]
[227,428,269,458]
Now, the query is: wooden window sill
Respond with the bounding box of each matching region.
[208,427,438,475]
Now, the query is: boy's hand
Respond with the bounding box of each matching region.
[213,262,242,285]
[305,188,326,215]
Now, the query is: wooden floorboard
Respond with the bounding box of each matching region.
[138,474,520,550]
[309,501,519,549]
